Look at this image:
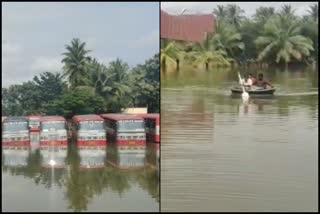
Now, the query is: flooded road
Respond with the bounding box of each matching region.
[2,134,159,212]
[161,67,318,212]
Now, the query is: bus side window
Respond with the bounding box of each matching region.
[113,121,117,130]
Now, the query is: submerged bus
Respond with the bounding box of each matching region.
[40,145,67,168]
[78,147,106,169]
[2,117,30,147]
[100,114,146,148]
[135,113,160,143]
[40,116,68,147]
[3,145,30,167]
[108,145,146,170]
[71,114,106,147]
[28,115,41,132]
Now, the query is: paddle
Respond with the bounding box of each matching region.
[237,72,249,100]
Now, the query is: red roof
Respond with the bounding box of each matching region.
[40,116,66,122]
[72,114,104,122]
[161,10,215,42]
[100,114,143,121]
[28,116,41,119]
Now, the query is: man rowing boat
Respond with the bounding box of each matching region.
[253,73,273,89]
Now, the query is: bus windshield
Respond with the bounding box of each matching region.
[117,120,144,132]
[41,121,65,130]
[79,121,104,131]
[3,122,28,132]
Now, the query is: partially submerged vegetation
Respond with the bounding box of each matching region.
[161,4,318,71]
[2,38,159,117]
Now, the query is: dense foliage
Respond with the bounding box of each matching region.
[2,38,159,117]
[161,4,318,71]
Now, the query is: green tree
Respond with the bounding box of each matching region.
[107,58,131,112]
[255,15,314,66]
[33,72,67,111]
[280,4,296,20]
[210,20,245,60]
[45,88,106,118]
[254,7,275,24]
[307,4,318,21]
[129,54,160,113]
[160,40,181,72]
[190,34,230,70]
[2,82,41,116]
[213,5,228,19]
[62,38,91,88]
[226,4,245,28]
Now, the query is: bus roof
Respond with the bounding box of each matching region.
[72,114,104,122]
[3,116,28,123]
[40,116,66,122]
[100,114,144,121]
[133,113,159,119]
[28,115,42,119]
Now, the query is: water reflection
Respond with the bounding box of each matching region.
[107,144,146,170]
[161,67,318,212]
[3,146,29,167]
[2,133,159,212]
[40,146,68,168]
[78,146,106,169]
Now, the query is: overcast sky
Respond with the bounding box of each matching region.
[161,2,318,17]
[2,2,159,87]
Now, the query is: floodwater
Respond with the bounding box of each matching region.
[161,67,318,212]
[2,134,159,212]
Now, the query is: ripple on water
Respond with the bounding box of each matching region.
[161,86,318,212]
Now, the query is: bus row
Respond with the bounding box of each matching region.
[2,113,160,148]
[3,143,158,170]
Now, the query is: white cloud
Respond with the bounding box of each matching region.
[2,41,22,56]
[30,56,63,72]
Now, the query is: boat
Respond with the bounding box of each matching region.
[231,86,276,95]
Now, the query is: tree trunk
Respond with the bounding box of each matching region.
[162,58,167,73]
[176,59,180,71]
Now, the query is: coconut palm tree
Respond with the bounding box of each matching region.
[255,16,314,67]
[213,5,228,19]
[254,7,275,23]
[62,38,91,88]
[307,4,318,21]
[226,4,245,28]
[86,59,114,96]
[107,58,131,112]
[210,20,245,60]
[190,34,230,70]
[160,39,181,72]
[280,4,296,20]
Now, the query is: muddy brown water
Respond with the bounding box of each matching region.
[161,67,318,212]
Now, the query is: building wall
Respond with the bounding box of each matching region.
[122,108,148,114]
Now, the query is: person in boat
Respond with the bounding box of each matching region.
[243,74,253,89]
[248,73,256,85]
[253,73,273,89]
